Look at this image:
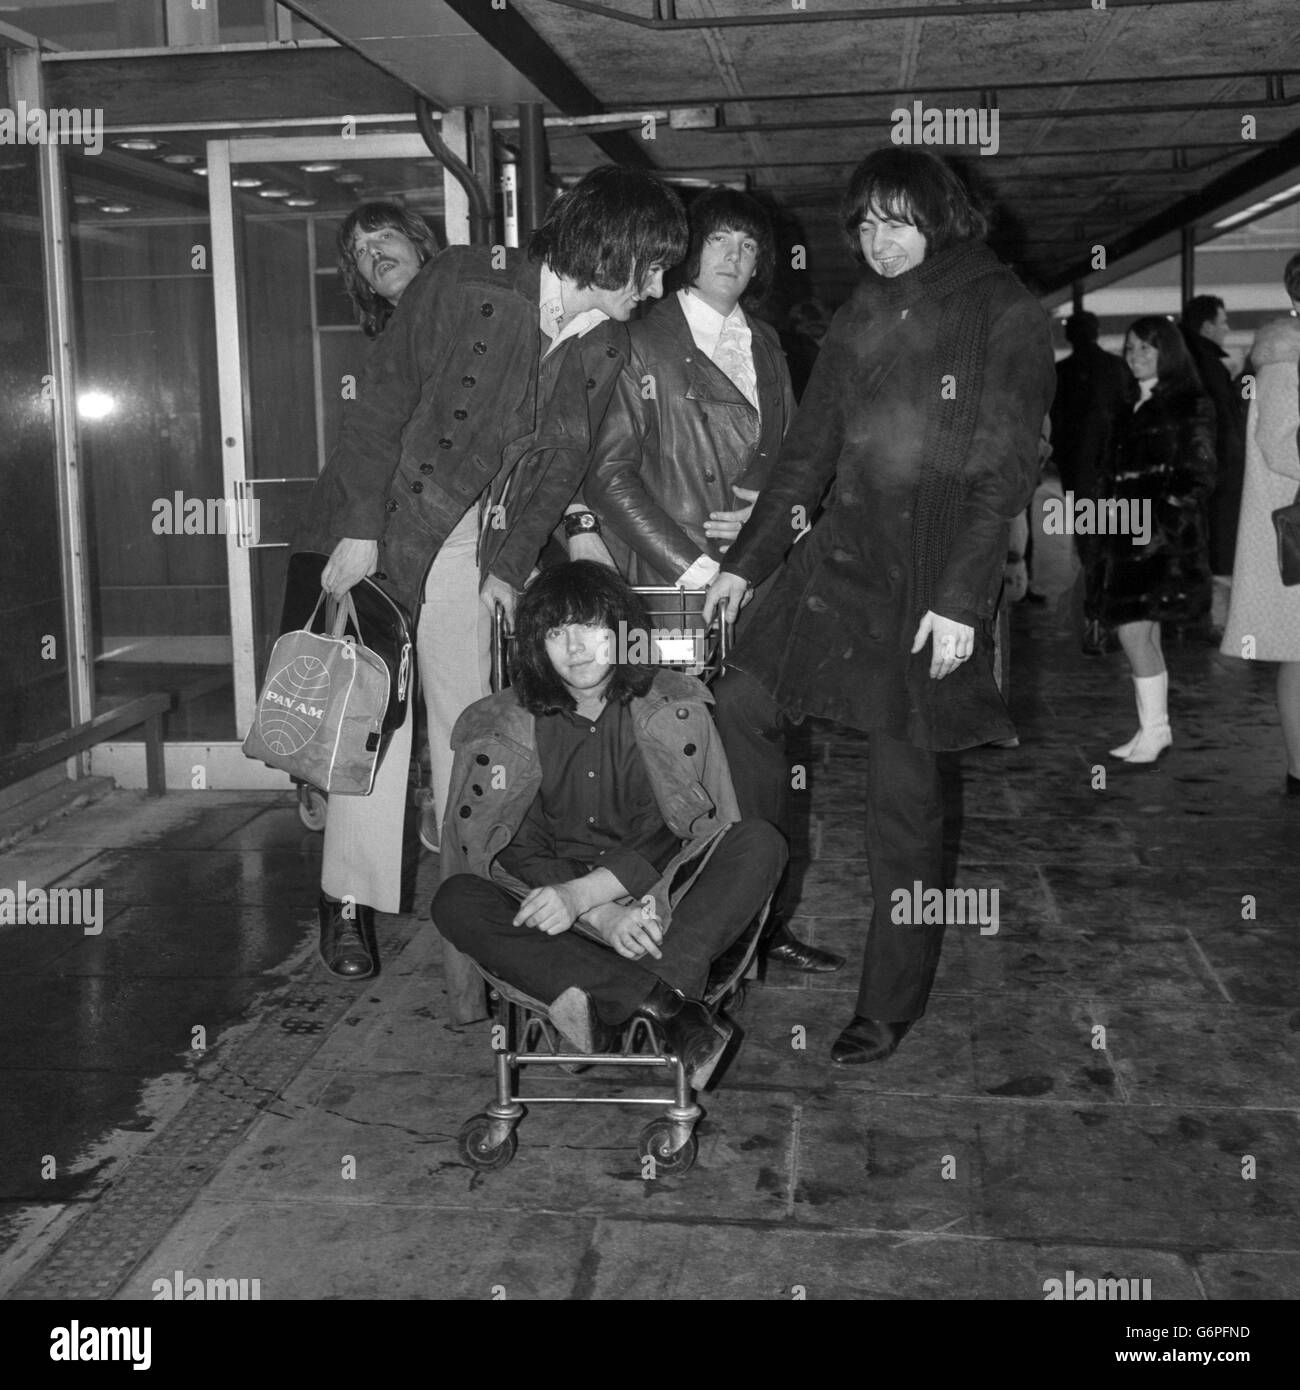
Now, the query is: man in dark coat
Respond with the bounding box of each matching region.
[705,149,1055,1065]
[291,166,689,983]
[1181,295,1247,631]
[583,187,839,975]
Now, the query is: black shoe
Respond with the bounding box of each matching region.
[318,895,376,979]
[636,980,732,1089]
[765,921,845,973]
[830,1015,912,1065]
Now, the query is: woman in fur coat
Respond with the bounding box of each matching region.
[1094,316,1216,763]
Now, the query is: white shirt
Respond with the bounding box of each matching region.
[678,288,758,408]
[538,261,609,356]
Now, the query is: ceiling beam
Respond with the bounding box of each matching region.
[431,0,653,169]
[1045,128,1300,293]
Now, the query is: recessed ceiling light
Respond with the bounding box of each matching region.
[193,166,208,177]
[334,173,364,185]
[99,203,133,214]
[116,138,160,152]
[162,153,198,165]
[232,177,263,188]
[285,197,318,207]
[301,162,340,173]
[72,193,97,204]
[257,187,292,198]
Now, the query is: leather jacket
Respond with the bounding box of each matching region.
[438,668,741,1021]
[584,294,795,586]
[294,245,629,613]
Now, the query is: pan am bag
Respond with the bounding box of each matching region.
[242,589,411,795]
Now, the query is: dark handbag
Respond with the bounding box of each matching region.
[1273,483,1300,586]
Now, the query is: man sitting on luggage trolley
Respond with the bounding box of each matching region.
[432,562,785,1088]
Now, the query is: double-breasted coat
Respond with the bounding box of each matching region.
[584,293,795,586]
[294,245,629,616]
[720,242,1056,751]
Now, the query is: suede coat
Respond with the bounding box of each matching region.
[437,669,741,1022]
[722,241,1056,751]
[1091,383,1217,627]
[294,245,629,614]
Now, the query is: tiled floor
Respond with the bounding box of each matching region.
[1,568,1297,1301]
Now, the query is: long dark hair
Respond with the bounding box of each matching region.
[840,148,987,263]
[511,562,655,715]
[528,164,688,292]
[677,185,777,308]
[1126,316,1204,397]
[337,202,438,338]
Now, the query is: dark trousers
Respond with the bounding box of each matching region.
[433,819,786,1024]
[712,668,945,1021]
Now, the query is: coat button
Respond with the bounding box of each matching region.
[899,508,911,520]
[704,471,716,483]
[606,345,617,358]
[454,409,467,420]
[475,753,490,765]
[676,708,689,719]
[459,805,471,818]
[473,342,487,355]
[480,302,494,316]
[472,784,483,796]
[684,742,696,755]
[586,378,596,389]
[419,462,434,474]
[439,438,453,449]
[410,480,423,493]
[462,376,476,387]
[385,499,398,512]
[888,566,901,580]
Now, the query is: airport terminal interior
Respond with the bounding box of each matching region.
[1,0,1298,1309]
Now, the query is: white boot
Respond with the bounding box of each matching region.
[1111,672,1172,763]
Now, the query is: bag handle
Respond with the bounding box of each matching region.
[326,591,362,641]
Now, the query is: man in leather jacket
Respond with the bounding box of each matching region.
[583,186,843,976]
[433,563,785,1084]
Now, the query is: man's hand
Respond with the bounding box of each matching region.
[704,485,759,553]
[586,899,663,961]
[320,538,379,600]
[912,610,975,680]
[701,571,751,629]
[480,573,518,625]
[513,883,583,936]
[1003,557,1029,604]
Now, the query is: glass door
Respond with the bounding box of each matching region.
[208,133,448,755]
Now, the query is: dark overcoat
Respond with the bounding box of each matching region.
[584,293,795,586]
[721,243,1056,751]
[1092,383,1216,626]
[294,245,629,615]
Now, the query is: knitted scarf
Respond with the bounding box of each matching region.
[871,240,1005,615]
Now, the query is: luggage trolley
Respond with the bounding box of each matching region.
[458,588,755,1175]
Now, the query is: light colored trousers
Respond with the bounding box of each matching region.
[321,509,490,912]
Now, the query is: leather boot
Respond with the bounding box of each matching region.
[1110,672,1171,763]
[635,979,732,1090]
[318,894,377,979]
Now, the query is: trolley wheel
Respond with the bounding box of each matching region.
[457,1114,519,1172]
[297,785,328,832]
[638,1119,698,1175]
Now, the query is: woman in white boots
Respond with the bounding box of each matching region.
[1091,316,1217,764]
[1221,253,1300,796]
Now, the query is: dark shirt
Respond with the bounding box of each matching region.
[495,699,681,897]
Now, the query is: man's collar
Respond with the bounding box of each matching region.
[678,286,745,333]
